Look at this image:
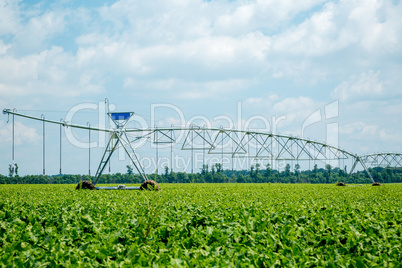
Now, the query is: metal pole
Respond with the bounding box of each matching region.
[248,132,250,170]
[277,137,279,173]
[59,119,63,174]
[342,157,345,177]
[12,112,15,165]
[296,139,299,179]
[171,125,174,172]
[203,127,206,171]
[221,129,224,170]
[232,131,234,172]
[156,126,158,174]
[88,122,91,176]
[41,114,45,175]
[255,134,258,174]
[271,135,273,173]
[290,140,293,175]
[191,126,194,173]
[105,98,111,173]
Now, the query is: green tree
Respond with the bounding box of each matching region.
[255,163,260,174]
[205,173,213,183]
[164,166,169,177]
[201,164,208,175]
[215,163,222,173]
[126,165,133,175]
[284,164,291,177]
[325,164,332,184]
[237,174,246,183]
[14,164,19,176]
[264,163,272,178]
[294,163,300,178]
[8,164,14,177]
[213,172,224,183]
[168,172,177,183]
[313,164,318,178]
[250,165,255,178]
[177,172,189,183]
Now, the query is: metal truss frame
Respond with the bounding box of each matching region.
[139,127,352,161]
[358,153,402,168]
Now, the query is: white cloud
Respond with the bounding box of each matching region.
[382,103,402,116]
[339,121,378,136]
[0,53,39,83]
[0,0,20,35]
[273,96,318,115]
[272,2,348,56]
[331,70,383,101]
[1,0,400,101]
[271,0,402,56]
[123,77,252,100]
[245,94,280,106]
[261,96,323,133]
[0,121,40,145]
[337,120,402,153]
[0,0,402,174]
[10,10,68,54]
[379,129,402,144]
[0,46,105,97]
[348,0,402,53]
[0,40,11,55]
[74,32,269,81]
[179,79,250,100]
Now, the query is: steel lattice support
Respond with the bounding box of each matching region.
[348,157,375,183]
[359,153,402,168]
[128,128,351,162]
[93,112,149,185]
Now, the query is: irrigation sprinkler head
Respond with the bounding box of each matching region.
[108,112,134,129]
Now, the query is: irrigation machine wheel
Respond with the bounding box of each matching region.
[140,180,161,191]
[76,180,96,190]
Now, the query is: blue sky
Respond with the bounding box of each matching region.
[1,0,401,176]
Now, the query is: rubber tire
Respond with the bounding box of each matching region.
[140,180,161,191]
[76,180,96,190]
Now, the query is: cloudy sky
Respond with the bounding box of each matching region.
[1,0,401,175]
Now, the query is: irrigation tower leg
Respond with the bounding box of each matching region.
[93,133,119,184]
[93,131,150,185]
[115,132,149,182]
[349,157,375,183]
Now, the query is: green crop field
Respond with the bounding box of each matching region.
[0,183,401,267]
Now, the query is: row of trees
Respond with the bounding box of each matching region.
[1,163,401,184]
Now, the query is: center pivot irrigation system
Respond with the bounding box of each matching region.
[3,109,160,190]
[3,107,402,189]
